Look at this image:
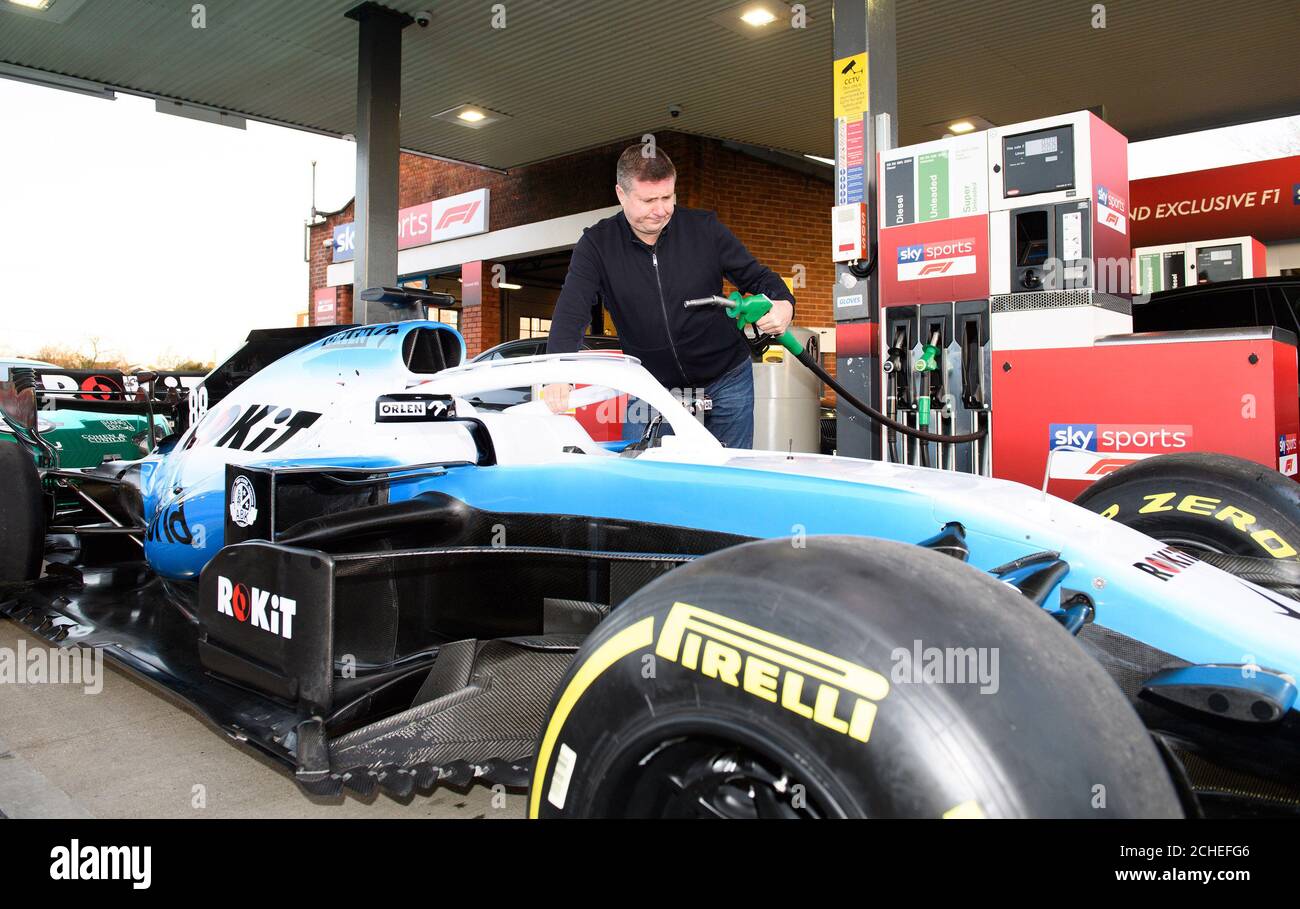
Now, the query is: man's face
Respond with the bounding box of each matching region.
[616,176,676,241]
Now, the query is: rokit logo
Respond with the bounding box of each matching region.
[1049,423,1192,452]
[189,403,322,453]
[215,576,297,639]
[1133,545,1199,582]
[896,238,977,282]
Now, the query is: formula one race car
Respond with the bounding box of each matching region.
[0,359,180,470]
[4,309,1300,819]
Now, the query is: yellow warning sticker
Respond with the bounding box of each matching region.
[833,53,868,118]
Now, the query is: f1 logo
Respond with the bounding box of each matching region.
[917,261,953,276]
[1085,458,1133,476]
[1105,212,1119,225]
[436,201,481,230]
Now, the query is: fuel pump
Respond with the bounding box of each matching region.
[684,293,986,450]
[882,306,917,463]
[954,300,991,474]
[915,304,953,468]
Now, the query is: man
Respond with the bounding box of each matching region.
[543,144,794,449]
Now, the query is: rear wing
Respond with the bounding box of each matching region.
[191,324,358,432]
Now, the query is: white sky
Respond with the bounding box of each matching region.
[0,79,355,366]
[1,74,1297,365]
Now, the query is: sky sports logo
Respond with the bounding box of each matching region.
[1097,184,1127,215]
[1049,423,1192,452]
[896,238,977,282]
[1096,184,1128,235]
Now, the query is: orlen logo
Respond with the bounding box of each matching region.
[216,576,297,639]
[1049,423,1192,452]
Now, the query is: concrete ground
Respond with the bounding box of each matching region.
[0,619,525,819]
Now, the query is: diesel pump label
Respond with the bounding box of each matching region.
[881,134,987,228]
[654,601,890,743]
[896,238,978,282]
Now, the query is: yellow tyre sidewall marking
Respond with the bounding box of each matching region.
[528,616,656,818]
[1101,492,1299,559]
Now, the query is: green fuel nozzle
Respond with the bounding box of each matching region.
[917,394,931,428]
[683,292,804,356]
[914,344,940,373]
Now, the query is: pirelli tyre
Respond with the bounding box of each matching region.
[0,440,45,583]
[530,536,1181,819]
[1074,452,1300,561]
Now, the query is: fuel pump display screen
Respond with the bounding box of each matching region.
[1194,244,1242,283]
[1002,125,1075,197]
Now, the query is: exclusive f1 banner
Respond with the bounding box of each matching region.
[1130,155,1300,247]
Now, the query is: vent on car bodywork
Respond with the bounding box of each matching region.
[403,327,462,373]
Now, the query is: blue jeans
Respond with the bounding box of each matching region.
[623,358,755,449]
[702,357,755,449]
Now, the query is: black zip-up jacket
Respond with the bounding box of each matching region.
[546,206,795,388]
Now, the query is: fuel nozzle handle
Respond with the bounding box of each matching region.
[683,292,804,356]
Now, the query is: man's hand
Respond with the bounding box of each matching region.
[541,383,573,413]
[756,299,794,335]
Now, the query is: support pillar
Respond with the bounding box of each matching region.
[345,2,412,323]
[832,0,898,459]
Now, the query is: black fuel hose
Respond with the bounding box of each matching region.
[795,347,988,444]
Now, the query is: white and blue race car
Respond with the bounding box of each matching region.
[3,309,1300,819]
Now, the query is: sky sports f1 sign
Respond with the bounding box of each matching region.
[896,237,977,281]
[1095,184,1128,235]
[332,188,490,263]
[1048,423,1193,482]
[1280,433,1298,477]
[1050,423,1193,452]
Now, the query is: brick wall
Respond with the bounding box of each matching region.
[459,279,502,353]
[308,132,835,375]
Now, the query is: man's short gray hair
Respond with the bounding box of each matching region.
[616,144,676,191]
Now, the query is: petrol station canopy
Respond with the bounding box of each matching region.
[2,0,1297,170]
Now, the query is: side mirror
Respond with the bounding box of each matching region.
[0,367,56,466]
[0,368,38,436]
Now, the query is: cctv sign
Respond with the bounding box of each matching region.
[332,188,490,263]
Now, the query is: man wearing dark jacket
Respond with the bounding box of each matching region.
[543,145,794,448]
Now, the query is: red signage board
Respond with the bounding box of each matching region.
[1130,155,1300,247]
[312,286,338,326]
[461,261,483,308]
